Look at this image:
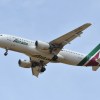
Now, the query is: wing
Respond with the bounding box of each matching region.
[31,64,47,77]
[30,57,49,77]
[50,23,91,53]
[31,66,41,77]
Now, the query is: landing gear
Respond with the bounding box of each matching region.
[49,46,58,61]
[31,60,46,73]
[39,60,46,72]
[41,67,46,72]
[31,62,40,67]
[4,49,8,56]
[52,55,58,61]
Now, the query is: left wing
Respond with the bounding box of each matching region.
[31,66,41,77]
[50,23,91,54]
[31,65,47,77]
[30,57,48,77]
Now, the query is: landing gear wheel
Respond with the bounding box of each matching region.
[4,49,8,56]
[4,52,8,56]
[41,67,46,72]
[52,55,58,61]
[31,62,39,68]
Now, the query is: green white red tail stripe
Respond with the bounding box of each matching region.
[78,44,100,66]
[85,52,99,66]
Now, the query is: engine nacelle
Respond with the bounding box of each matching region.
[18,59,32,68]
[35,40,50,50]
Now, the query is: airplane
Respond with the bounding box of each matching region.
[0,23,100,77]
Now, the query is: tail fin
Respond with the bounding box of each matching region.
[78,44,100,67]
[92,51,100,71]
[93,49,100,71]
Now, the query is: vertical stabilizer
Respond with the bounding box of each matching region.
[78,44,100,66]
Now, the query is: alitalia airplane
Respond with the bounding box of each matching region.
[0,23,100,77]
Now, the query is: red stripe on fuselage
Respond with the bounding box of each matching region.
[85,53,99,66]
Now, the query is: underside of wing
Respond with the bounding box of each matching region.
[31,66,41,77]
[30,57,49,77]
[50,23,91,47]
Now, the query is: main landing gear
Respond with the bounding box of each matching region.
[4,49,8,56]
[31,60,46,73]
[52,55,58,61]
[40,67,46,72]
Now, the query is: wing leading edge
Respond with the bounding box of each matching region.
[50,23,91,47]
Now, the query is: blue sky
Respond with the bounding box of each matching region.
[0,0,100,100]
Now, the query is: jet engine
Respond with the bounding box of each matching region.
[35,40,51,50]
[18,59,32,68]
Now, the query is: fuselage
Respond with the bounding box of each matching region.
[0,34,99,67]
[0,34,86,65]
[0,23,99,77]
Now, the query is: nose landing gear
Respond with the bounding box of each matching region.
[4,49,8,56]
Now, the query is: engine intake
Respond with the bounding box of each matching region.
[35,40,50,50]
[18,59,32,68]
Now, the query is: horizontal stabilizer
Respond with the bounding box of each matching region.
[92,66,99,71]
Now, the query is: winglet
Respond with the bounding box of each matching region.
[84,23,92,28]
[85,23,92,26]
[74,23,92,33]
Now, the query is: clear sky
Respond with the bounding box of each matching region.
[0,0,100,100]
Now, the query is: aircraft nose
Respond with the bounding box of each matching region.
[0,34,3,37]
[0,35,6,47]
[0,35,2,40]
[0,35,3,40]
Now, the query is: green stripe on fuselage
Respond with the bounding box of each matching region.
[78,44,100,66]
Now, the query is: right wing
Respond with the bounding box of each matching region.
[50,23,91,46]
[50,23,91,54]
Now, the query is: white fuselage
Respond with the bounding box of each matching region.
[0,34,86,66]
